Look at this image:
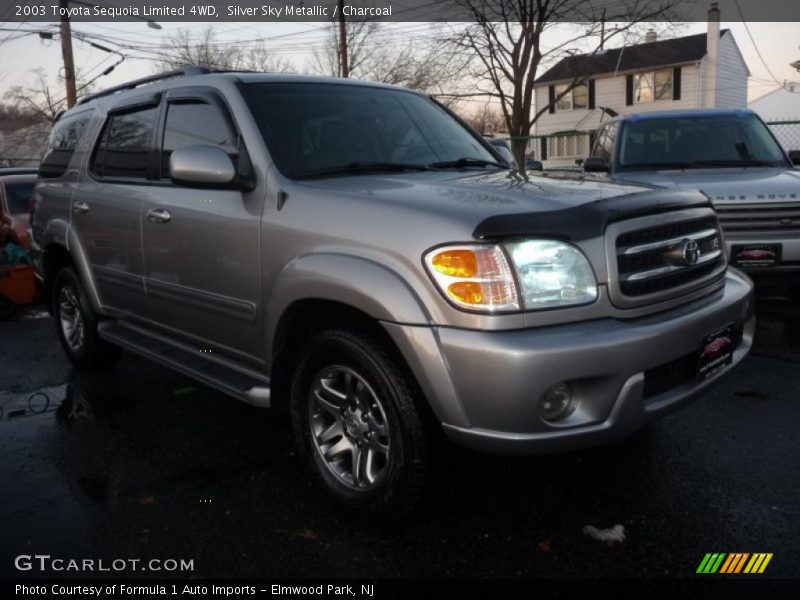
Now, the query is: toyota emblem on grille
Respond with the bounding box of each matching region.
[681,239,700,265]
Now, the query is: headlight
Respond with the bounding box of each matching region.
[424,240,597,313]
[424,245,519,311]
[506,240,598,309]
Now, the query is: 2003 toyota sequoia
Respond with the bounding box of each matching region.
[32,68,755,517]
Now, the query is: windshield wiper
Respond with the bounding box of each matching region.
[295,161,432,179]
[620,161,698,170]
[691,159,775,167]
[428,157,509,170]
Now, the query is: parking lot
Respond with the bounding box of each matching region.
[1,288,798,581]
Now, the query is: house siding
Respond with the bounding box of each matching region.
[710,32,748,108]
[533,63,703,137]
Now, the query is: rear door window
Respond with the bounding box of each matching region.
[91,107,158,179]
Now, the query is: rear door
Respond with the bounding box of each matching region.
[140,87,264,360]
[69,98,159,315]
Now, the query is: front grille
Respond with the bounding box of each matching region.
[715,202,800,237]
[642,325,744,399]
[613,215,726,300]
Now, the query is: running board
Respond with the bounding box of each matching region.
[97,321,271,408]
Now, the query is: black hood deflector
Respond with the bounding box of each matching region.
[472,188,713,241]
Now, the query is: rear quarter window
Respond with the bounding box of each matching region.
[39,112,92,179]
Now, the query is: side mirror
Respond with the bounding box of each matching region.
[169,145,236,187]
[788,150,800,166]
[525,159,543,171]
[583,157,609,173]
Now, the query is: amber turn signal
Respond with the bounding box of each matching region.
[447,281,484,304]
[431,249,478,278]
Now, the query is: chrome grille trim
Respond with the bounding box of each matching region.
[605,207,728,309]
[621,228,718,256]
[622,249,723,282]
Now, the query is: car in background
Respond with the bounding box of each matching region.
[0,168,38,250]
[485,137,517,168]
[583,109,800,280]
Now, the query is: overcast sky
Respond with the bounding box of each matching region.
[0,19,797,111]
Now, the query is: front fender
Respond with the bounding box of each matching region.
[266,253,433,345]
[265,252,470,427]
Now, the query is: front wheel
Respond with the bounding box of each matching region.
[53,267,121,371]
[290,328,431,519]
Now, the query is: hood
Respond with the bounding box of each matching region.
[297,168,710,241]
[300,169,651,218]
[614,167,800,203]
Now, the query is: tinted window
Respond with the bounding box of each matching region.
[5,182,35,214]
[161,101,236,179]
[618,113,788,170]
[91,107,157,179]
[244,83,495,178]
[39,112,91,179]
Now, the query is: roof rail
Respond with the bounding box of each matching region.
[76,66,212,106]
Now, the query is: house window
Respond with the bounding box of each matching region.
[634,69,673,103]
[547,133,589,158]
[555,83,589,111]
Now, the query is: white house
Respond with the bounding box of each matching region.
[749,81,800,151]
[530,3,749,166]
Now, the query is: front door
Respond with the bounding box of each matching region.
[140,89,264,361]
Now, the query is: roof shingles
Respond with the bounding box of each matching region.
[534,31,726,84]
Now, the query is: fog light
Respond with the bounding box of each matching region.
[538,382,574,421]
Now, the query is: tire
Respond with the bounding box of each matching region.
[290,328,430,520]
[52,267,121,371]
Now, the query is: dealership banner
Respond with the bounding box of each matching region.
[3,0,800,23]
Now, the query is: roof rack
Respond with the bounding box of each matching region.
[76,66,212,106]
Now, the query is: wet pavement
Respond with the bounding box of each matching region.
[1,292,798,581]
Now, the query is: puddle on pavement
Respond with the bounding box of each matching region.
[752,290,800,359]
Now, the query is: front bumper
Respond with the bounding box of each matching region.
[385,270,754,455]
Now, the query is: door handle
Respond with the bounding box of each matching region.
[146,208,172,223]
[72,201,90,215]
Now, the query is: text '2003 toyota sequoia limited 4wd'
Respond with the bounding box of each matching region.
[33,69,755,517]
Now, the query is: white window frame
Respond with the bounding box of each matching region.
[635,68,673,103]
[555,82,589,112]
[547,133,589,159]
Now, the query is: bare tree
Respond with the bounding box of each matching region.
[312,22,468,98]
[4,68,94,123]
[312,20,380,78]
[461,104,507,135]
[153,27,293,73]
[449,0,683,165]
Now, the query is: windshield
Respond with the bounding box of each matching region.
[243,82,497,178]
[617,113,789,170]
[4,182,35,214]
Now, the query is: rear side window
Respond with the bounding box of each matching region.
[91,107,157,179]
[39,112,91,179]
[161,101,237,179]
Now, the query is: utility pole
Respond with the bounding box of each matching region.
[59,0,77,108]
[600,8,606,50]
[337,0,348,77]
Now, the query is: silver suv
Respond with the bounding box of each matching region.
[32,69,755,517]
